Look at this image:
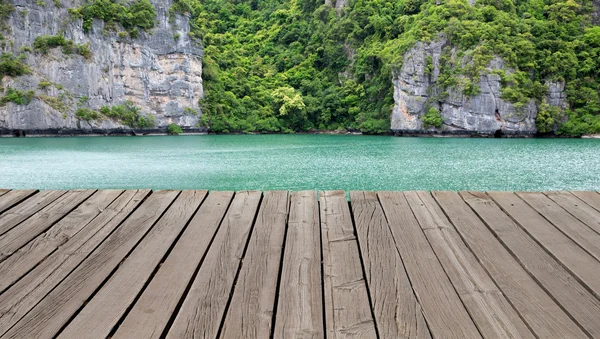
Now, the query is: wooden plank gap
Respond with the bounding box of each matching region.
[350,191,431,338]
[433,191,587,338]
[377,191,481,339]
[463,191,600,337]
[0,190,179,339]
[111,191,235,339]
[0,190,96,264]
[219,191,289,338]
[321,190,377,338]
[0,190,37,215]
[57,190,207,339]
[165,191,262,339]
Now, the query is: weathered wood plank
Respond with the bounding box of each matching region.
[350,191,431,339]
[113,191,233,339]
[0,189,9,197]
[545,191,600,235]
[166,191,262,339]
[0,190,95,262]
[0,190,37,215]
[273,190,324,339]
[58,190,207,339]
[220,191,289,338]
[405,191,534,338]
[517,192,600,262]
[0,190,149,334]
[571,191,600,212]
[0,190,66,236]
[463,191,600,337]
[321,190,377,339]
[433,191,587,338]
[378,191,480,339]
[1,190,178,339]
[0,190,123,291]
[490,191,600,298]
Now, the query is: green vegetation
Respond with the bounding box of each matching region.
[71,0,156,35]
[422,107,444,128]
[100,101,155,127]
[175,0,600,135]
[183,107,198,115]
[38,80,52,90]
[182,0,390,133]
[75,102,155,128]
[0,53,29,78]
[33,34,92,59]
[167,123,184,134]
[0,0,14,30]
[75,107,102,120]
[0,88,35,105]
[39,95,68,112]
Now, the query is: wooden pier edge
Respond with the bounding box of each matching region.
[0,189,599,338]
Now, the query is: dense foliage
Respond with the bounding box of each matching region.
[172,0,600,135]
[422,107,443,128]
[76,101,155,128]
[167,123,184,134]
[0,88,34,105]
[174,0,392,133]
[70,0,156,37]
[0,53,29,78]
[33,34,92,58]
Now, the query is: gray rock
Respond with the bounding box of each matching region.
[0,0,203,132]
[391,36,566,135]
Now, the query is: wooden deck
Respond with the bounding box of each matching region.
[0,189,599,338]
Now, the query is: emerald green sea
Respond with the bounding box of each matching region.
[0,135,599,191]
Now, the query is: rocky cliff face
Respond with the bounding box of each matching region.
[391,37,567,136]
[0,0,203,133]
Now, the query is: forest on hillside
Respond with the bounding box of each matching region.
[166,0,600,135]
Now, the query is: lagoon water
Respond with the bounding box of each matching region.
[0,134,599,191]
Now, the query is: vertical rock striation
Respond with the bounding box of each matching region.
[0,0,204,133]
[391,37,567,136]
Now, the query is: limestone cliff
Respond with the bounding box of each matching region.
[391,37,567,136]
[0,0,203,134]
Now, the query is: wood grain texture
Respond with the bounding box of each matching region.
[0,190,66,236]
[517,192,600,262]
[0,189,9,197]
[273,190,324,339]
[220,191,289,338]
[1,190,178,339]
[433,191,587,338]
[405,191,534,339]
[571,191,600,212]
[490,191,600,298]
[166,191,262,339]
[0,190,149,334]
[378,191,480,339]
[113,191,234,339]
[545,191,600,235]
[320,190,377,339]
[0,190,95,263]
[0,190,123,291]
[0,190,36,215]
[463,191,600,337]
[59,190,207,339]
[350,191,431,339]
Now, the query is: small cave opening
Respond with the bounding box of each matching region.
[494,129,503,138]
[12,130,26,137]
[494,109,502,122]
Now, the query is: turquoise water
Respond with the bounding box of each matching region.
[0,135,599,191]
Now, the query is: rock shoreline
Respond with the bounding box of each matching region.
[0,127,208,137]
[0,128,581,137]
